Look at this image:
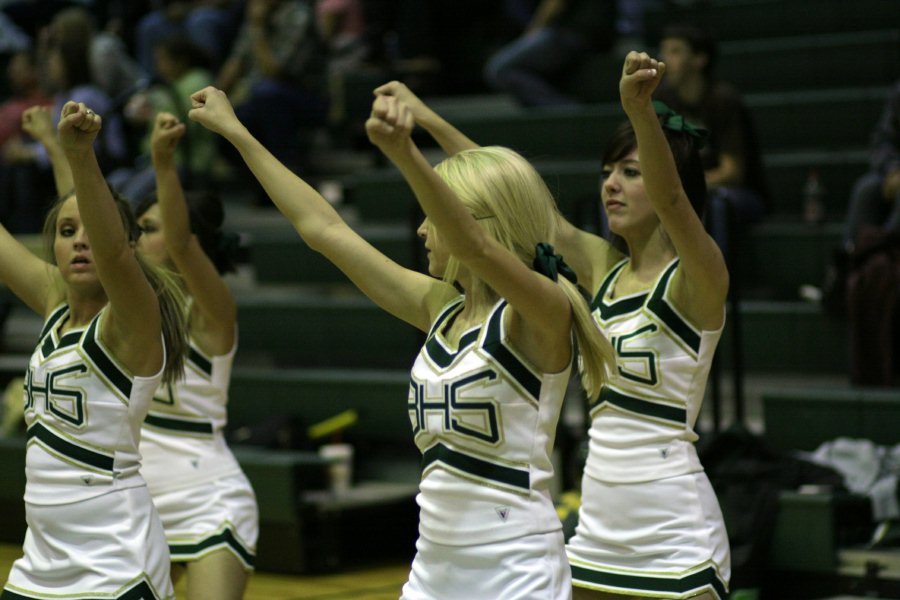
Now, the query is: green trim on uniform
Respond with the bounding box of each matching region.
[593,293,646,320]
[427,298,465,338]
[424,299,480,369]
[187,346,213,378]
[646,261,701,355]
[169,527,256,568]
[425,328,480,368]
[39,307,84,358]
[592,261,648,319]
[590,386,686,425]
[26,422,115,472]
[481,302,541,401]
[83,317,132,400]
[571,563,728,599]
[422,442,530,491]
[2,579,162,600]
[119,581,163,600]
[37,304,68,340]
[39,335,55,359]
[58,331,84,350]
[40,328,82,358]
[144,413,214,436]
[593,292,648,320]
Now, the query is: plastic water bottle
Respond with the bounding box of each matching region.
[803,169,825,224]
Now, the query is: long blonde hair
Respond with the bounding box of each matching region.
[43,189,189,384]
[434,146,613,399]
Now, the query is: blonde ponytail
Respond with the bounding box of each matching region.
[135,254,189,385]
[558,278,613,401]
[434,146,615,397]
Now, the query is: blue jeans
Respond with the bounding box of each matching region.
[233,79,329,165]
[483,27,590,107]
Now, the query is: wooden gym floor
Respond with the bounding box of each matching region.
[0,544,410,599]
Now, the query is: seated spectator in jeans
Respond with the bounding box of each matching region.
[216,0,328,172]
[820,80,900,349]
[841,80,900,253]
[482,0,620,108]
[655,22,768,261]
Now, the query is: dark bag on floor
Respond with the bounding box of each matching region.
[699,424,846,590]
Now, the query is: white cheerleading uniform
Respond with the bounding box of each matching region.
[401,298,572,600]
[140,333,258,569]
[4,304,174,600]
[567,259,731,599]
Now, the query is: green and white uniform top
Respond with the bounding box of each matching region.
[586,258,723,483]
[23,304,163,505]
[408,297,571,546]
[140,333,242,495]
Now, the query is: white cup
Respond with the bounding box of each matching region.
[319,443,354,494]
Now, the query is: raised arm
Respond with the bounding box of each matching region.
[619,52,728,325]
[58,101,163,376]
[187,87,454,332]
[21,105,73,196]
[150,112,235,354]
[373,81,480,156]
[0,109,69,316]
[0,222,61,316]
[366,95,573,365]
[374,81,622,295]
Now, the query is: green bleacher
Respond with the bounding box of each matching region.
[236,292,419,369]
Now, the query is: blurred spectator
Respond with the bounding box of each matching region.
[110,34,217,202]
[38,36,127,168]
[837,81,900,385]
[822,80,900,352]
[0,37,125,232]
[482,0,619,107]
[45,6,147,102]
[88,0,156,55]
[317,0,367,76]
[0,49,51,150]
[655,22,768,260]
[841,80,900,252]
[316,0,368,126]
[135,0,242,77]
[216,0,328,170]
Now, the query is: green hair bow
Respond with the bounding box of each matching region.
[533,243,577,285]
[652,100,708,148]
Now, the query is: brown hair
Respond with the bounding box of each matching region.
[42,188,189,384]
